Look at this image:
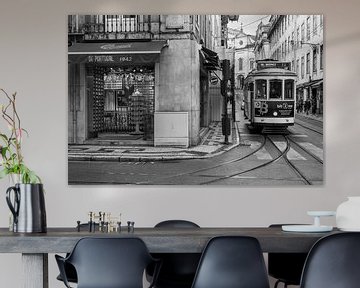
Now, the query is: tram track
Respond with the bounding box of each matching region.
[294,120,323,135]
[135,134,268,185]
[287,137,323,165]
[137,132,320,185]
[200,135,290,185]
[268,136,312,185]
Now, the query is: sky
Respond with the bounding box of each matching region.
[228,15,271,35]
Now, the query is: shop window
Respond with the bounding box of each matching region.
[285,80,294,99]
[269,80,282,99]
[255,79,267,99]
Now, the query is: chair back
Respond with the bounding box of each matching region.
[63,237,154,288]
[151,220,201,288]
[191,236,270,288]
[300,232,360,288]
[268,224,308,286]
[155,220,200,228]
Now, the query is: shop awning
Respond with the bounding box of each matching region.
[68,40,168,65]
[296,79,323,89]
[200,46,220,71]
[310,79,323,87]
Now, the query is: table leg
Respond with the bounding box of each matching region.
[22,253,48,288]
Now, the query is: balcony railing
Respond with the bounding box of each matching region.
[68,15,152,36]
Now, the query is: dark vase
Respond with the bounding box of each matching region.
[6,183,47,233]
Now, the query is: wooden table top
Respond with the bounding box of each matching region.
[0,227,339,254]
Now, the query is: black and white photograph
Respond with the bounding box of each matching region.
[68,15,324,185]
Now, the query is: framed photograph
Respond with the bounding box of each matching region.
[68,15,323,185]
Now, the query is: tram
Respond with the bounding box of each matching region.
[243,59,297,133]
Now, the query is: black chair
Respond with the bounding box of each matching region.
[300,232,360,288]
[191,236,270,288]
[55,237,160,288]
[268,224,308,288]
[56,223,99,284]
[147,220,201,288]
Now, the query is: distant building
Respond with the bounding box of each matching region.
[254,21,271,60]
[227,26,256,89]
[266,15,324,115]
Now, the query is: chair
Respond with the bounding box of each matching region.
[300,232,360,288]
[268,224,308,288]
[191,236,270,288]
[147,220,201,288]
[55,237,160,288]
[56,223,99,284]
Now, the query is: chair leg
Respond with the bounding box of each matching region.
[274,280,288,288]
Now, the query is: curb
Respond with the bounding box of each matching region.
[68,121,241,162]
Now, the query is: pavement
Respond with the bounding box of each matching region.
[68,112,322,162]
[68,121,241,162]
[295,111,323,122]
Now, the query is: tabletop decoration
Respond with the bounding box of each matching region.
[0,88,46,233]
[336,197,360,231]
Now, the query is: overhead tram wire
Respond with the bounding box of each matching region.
[240,15,271,28]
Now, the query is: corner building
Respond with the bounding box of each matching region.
[68,15,223,147]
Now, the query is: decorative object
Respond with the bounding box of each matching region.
[336,197,360,231]
[6,183,47,233]
[0,89,46,233]
[282,211,335,232]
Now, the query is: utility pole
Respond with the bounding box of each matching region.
[221,59,231,144]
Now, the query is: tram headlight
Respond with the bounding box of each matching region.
[273,112,278,116]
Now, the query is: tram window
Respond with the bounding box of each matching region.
[249,82,254,98]
[285,79,294,99]
[255,80,267,99]
[269,80,282,99]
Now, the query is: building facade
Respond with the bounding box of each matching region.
[254,21,271,61]
[227,27,256,89]
[68,15,224,147]
[265,15,324,115]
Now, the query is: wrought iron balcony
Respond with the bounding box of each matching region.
[68,15,154,41]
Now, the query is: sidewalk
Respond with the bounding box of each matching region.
[296,111,323,122]
[68,121,240,162]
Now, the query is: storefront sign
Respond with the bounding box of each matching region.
[85,54,160,65]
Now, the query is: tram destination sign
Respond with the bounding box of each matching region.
[256,61,291,71]
[254,101,295,117]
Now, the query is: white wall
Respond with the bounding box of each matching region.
[1,0,360,287]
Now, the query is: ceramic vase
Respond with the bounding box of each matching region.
[6,183,47,233]
[336,197,360,231]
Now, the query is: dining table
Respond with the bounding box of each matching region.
[0,226,339,288]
